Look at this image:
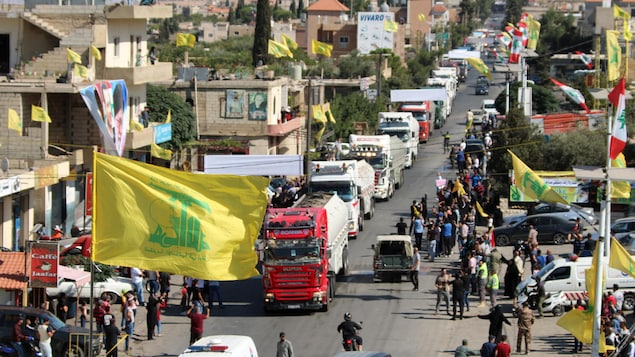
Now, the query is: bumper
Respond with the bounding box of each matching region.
[374,186,389,199]
[263,300,325,310]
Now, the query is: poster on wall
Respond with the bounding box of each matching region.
[79,80,129,156]
[30,242,58,288]
[357,12,395,55]
[248,92,267,121]
[225,90,245,118]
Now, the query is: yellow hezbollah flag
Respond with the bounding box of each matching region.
[418,14,426,22]
[527,19,541,50]
[557,308,594,344]
[165,109,171,124]
[312,104,326,123]
[610,237,635,278]
[268,39,293,58]
[607,30,622,82]
[452,178,466,196]
[615,5,633,40]
[585,243,600,310]
[151,143,173,161]
[509,150,568,204]
[31,105,52,123]
[176,33,196,48]
[130,118,144,132]
[312,39,333,57]
[322,102,336,123]
[384,19,398,32]
[90,45,102,61]
[476,201,489,217]
[66,48,82,64]
[92,152,269,280]
[281,33,298,50]
[466,57,492,80]
[611,153,631,199]
[614,4,631,19]
[73,64,89,79]
[8,108,22,135]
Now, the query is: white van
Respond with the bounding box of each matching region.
[515,257,635,310]
[179,335,259,357]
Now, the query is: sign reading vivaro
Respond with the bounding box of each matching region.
[357,12,395,54]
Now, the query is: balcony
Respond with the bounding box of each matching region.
[124,125,154,150]
[102,62,172,85]
[268,116,305,137]
[104,4,172,20]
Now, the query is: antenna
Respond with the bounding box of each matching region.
[1,157,9,177]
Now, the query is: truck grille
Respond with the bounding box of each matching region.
[272,271,312,286]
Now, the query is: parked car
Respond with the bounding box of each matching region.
[503,202,598,226]
[475,83,489,95]
[613,217,635,241]
[470,109,486,125]
[0,306,101,357]
[493,213,578,246]
[46,276,135,303]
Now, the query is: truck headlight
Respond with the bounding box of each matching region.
[313,292,324,302]
[265,293,275,303]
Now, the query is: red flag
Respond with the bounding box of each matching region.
[608,78,628,159]
[575,51,594,69]
[509,29,524,64]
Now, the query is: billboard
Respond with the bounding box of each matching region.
[357,12,395,54]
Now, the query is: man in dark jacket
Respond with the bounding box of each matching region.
[478,305,511,342]
[452,272,466,320]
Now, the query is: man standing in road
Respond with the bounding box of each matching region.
[516,302,535,354]
[486,270,500,307]
[410,247,420,291]
[411,215,425,250]
[535,276,546,318]
[435,268,451,315]
[452,271,466,320]
[395,217,408,235]
[527,225,538,248]
[477,259,489,308]
[130,267,145,307]
[494,335,511,357]
[187,304,210,345]
[276,332,294,357]
[480,335,497,357]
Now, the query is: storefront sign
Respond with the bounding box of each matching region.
[30,242,59,288]
[0,177,21,198]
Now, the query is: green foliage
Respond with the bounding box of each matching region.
[237,5,257,24]
[253,0,271,66]
[147,85,197,149]
[330,92,388,139]
[158,18,179,43]
[407,49,438,87]
[289,0,296,17]
[297,0,304,18]
[494,82,560,115]
[504,0,523,27]
[272,8,293,21]
[539,129,606,170]
[337,51,375,79]
[60,255,115,282]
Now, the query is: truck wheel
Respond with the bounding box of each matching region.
[623,294,635,311]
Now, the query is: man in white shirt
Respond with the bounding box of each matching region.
[613,284,625,311]
[130,267,145,306]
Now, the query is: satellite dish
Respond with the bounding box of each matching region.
[1,157,9,176]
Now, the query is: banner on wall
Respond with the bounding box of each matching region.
[30,242,59,288]
[79,80,129,156]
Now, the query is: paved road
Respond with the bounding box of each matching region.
[105,67,597,357]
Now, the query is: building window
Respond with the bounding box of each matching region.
[339,36,349,44]
[114,37,120,56]
[321,31,333,43]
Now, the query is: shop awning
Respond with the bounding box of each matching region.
[58,265,91,286]
[572,166,635,182]
[0,252,28,290]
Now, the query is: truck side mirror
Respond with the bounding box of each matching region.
[371,244,375,250]
[356,186,362,195]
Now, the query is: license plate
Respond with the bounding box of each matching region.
[287,304,301,309]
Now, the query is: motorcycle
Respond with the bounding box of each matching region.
[515,287,568,317]
[341,321,362,352]
[0,340,43,357]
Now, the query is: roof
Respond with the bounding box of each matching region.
[0,252,28,290]
[430,4,447,15]
[307,0,349,12]
[58,265,91,286]
[572,166,635,182]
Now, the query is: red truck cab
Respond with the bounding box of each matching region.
[398,102,431,143]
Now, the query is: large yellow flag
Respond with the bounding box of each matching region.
[8,109,22,135]
[610,237,635,278]
[176,33,196,48]
[476,201,489,217]
[90,45,102,61]
[557,308,594,344]
[384,19,398,32]
[611,153,631,199]
[281,34,298,50]
[150,143,173,160]
[614,4,633,40]
[312,39,333,57]
[73,64,89,79]
[31,105,52,123]
[130,118,144,132]
[509,150,568,204]
[607,30,622,82]
[466,57,492,80]
[268,40,293,58]
[92,152,269,280]
[312,104,326,123]
[322,102,336,123]
[451,178,467,196]
[66,48,82,64]
[527,19,541,50]
[586,243,600,310]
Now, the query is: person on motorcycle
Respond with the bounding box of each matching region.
[337,312,363,351]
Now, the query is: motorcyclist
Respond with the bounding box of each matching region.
[337,312,363,351]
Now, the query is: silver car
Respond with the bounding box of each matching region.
[503,202,598,227]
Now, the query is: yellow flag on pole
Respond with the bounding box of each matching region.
[322,102,336,123]
[8,109,22,135]
[384,19,398,32]
[31,105,52,123]
[611,153,631,199]
[66,48,82,64]
[92,152,269,280]
[130,118,144,132]
[281,34,298,50]
[312,39,333,57]
[312,104,326,123]
[476,201,489,217]
[509,150,568,204]
[73,64,89,79]
[90,45,102,61]
[418,14,426,22]
[610,237,635,278]
[466,57,492,80]
[451,178,466,196]
[151,143,173,161]
[165,109,171,124]
[606,30,622,82]
[268,39,293,58]
[614,4,631,19]
[527,19,541,50]
[176,33,196,47]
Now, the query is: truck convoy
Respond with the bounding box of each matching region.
[310,160,376,239]
[262,193,349,312]
[349,134,406,201]
[398,102,434,144]
[377,112,419,168]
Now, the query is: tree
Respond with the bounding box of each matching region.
[289,0,296,17]
[252,0,271,66]
[331,92,388,139]
[504,0,523,28]
[147,85,197,149]
[296,0,303,18]
[337,51,375,79]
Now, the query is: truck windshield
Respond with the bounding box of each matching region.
[378,129,409,143]
[309,183,354,202]
[367,157,386,169]
[412,113,427,122]
[264,246,321,265]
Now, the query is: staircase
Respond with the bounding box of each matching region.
[22,12,67,39]
[22,46,88,78]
